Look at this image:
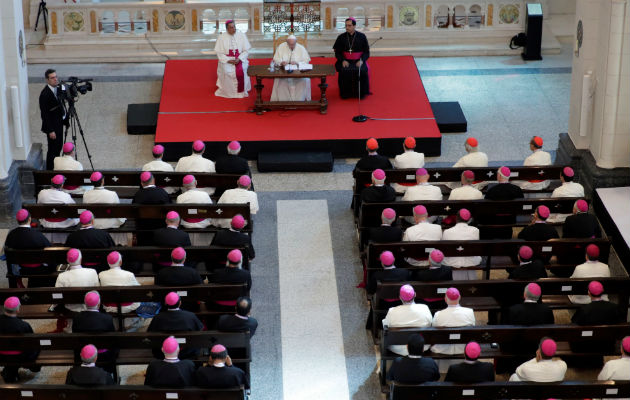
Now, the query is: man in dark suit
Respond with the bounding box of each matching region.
[366,207,403,244]
[214,141,251,197]
[387,333,439,384]
[4,209,53,287]
[509,245,548,280]
[415,249,452,310]
[65,345,115,386]
[518,205,559,242]
[480,166,524,239]
[497,283,554,373]
[195,344,249,389]
[147,292,204,359]
[563,199,601,239]
[72,291,117,370]
[0,297,41,382]
[353,138,392,173]
[356,169,397,216]
[133,171,171,245]
[39,69,67,170]
[155,248,203,287]
[65,211,115,272]
[445,341,495,383]
[217,297,258,337]
[571,281,625,359]
[208,249,252,292]
[145,337,196,387]
[211,214,255,260]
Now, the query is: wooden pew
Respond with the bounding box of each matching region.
[4,245,251,287]
[365,238,611,282]
[370,277,630,342]
[0,284,248,329]
[22,203,253,235]
[0,385,246,400]
[389,381,630,400]
[357,197,582,248]
[0,331,251,382]
[33,170,244,200]
[380,324,630,388]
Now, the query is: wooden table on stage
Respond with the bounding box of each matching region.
[247,64,336,115]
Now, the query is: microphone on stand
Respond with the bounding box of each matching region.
[352,36,383,123]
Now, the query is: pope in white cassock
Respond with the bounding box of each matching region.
[270,35,311,101]
[215,20,251,98]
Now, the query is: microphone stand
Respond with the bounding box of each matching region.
[352,36,383,123]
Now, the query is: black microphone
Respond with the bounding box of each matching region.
[370,36,383,47]
[352,37,382,123]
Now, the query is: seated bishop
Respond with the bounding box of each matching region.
[271,35,312,101]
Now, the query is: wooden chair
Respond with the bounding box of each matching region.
[272,31,308,54]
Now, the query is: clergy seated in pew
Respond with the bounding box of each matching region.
[401,206,442,268]
[480,166,524,239]
[514,136,553,191]
[333,18,370,99]
[400,168,442,202]
[65,211,116,272]
[196,344,250,390]
[133,171,172,245]
[145,337,196,387]
[66,344,115,386]
[509,338,567,382]
[444,341,495,384]
[0,283,248,331]
[353,138,393,175]
[355,168,396,216]
[389,381,630,400]
[271,35,312,101]
[216,176,258,229]
[0,297,40,383]
[211,215,255,261]
[0,385,247,400]
[392,137,425,190]
[36,174,78,243]
[387,333,439,384]
[382,285,432,356]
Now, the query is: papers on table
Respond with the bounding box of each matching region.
[284,64,298,71]
[283,63,314,71]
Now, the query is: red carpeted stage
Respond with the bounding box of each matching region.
[155,56,441,160]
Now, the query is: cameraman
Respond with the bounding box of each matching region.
[39,69,68,170]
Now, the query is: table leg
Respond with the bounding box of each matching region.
[319,76,328,114]
[254,77,264,115]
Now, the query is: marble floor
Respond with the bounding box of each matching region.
[0,42,602,399]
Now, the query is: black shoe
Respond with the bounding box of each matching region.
[1,369,19,383]
[28,366,42,373]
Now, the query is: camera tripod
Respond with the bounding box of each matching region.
[63,100,94,170]
[34,0,49,34]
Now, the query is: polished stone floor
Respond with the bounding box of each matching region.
[1,42,614,399]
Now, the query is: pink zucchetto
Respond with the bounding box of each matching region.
[182,175,195,185]
[380,251,395,266]
[107,251,121,266]
[165,292,180,306]
[16,209,29,223]
[192,140,205,152]
[588,281,604,296]
[622,336,630,353]
[413,205,427,216]
[67,248,81,264]
[382,208,396,220]
[4,296,20,310]
[576,199,588,212]
[90,171,103,182]
[499,166,511,178]
[231,214,245,229]
[171,247,186,261]
[525,282,542,298]
[458,208,471,221]
[519,245,533,260]
[238,175,251,187]
[84,291,100,308]
[540,338,557,357]
[399,284,415,302]
[446,287,460,301]
[52,174,65,185]
[80,344,97,360]
[416,168,428,176]
[430,249,444,263]
[152,144,164,155]
[372,169,386,181]
[140,171,152,183]
[228,141,241,150]
[586,244,600,259]
[463,170,475,180]
[211,344,227,354]
[166,211,180,220]
[228,249,242,263]
[536,205,550,219]
[162,337,179,354]
[62,142,74,153]
[79,210,93,225]
[563,167,574,177]
[465,342,481,359]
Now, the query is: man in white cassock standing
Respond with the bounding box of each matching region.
[270,35,311,101]
[215,20,251,98]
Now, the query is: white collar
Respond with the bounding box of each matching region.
[95,186,105,190]
[167,308,181,311]
[80,226,94,230]
[163,357,180,363]
[524,299,537,303]
[374,184,384,187]
[171,263,184,267]
[68,265,83,270]
[520,261,532,266]
[464,360,477,364]
[534,220,546,224]
[144,184,156,188]
[407,355,422,359]
[213,362,226,367]
[81,363,96,367]
[447,304,461,308]
[86,308,99,312]
[383,265,395,270]
[235,314,248,320]
[166,225,178,229]
[18,223,30,228]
